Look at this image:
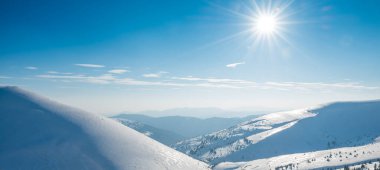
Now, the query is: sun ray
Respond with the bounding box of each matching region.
[196,0,301,59]
[245,0,297,52]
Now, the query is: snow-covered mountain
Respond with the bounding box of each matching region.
[113,114,260,138]
[0,86,209,170]
[114,118,186,145]
[174,100,380,165]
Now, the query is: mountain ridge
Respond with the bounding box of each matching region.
[113,113,260,138]
[174,100,380,165]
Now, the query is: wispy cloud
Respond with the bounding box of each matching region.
[226,62,245,68]
[0,76,11,79]
[75,64,105,68]
[173,76,378,90]
[172,76,256,89]
[265,82,378,90]
[172,76,255,85]
[142,71,168,78]
[47,71,73,75]
[36,74,232,88]
[25,66,38,70]
[36,73,379,91]
[143,74,160,78]
[108,69,129,74]
[37,74,114,84]
[36,74,184,87]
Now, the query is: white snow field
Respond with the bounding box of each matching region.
[214,142,380,170]
[175,100,380,165]
[0,86,210,170]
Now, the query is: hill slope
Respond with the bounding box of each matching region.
[175,100,380,165]
[113,114,259,138]
[114,118,186,145]
[214,142,380,170]
[0,86,209,170]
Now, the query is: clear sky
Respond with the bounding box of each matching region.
[1,0,380,115]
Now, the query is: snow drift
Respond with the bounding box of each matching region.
[0,86,209,170]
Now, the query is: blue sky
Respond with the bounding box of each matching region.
[1,0,380,115]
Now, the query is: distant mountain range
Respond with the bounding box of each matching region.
[112,114,260,140]
[117,107,268,119]
[114,118,186,145]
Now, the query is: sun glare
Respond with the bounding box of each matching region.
[204,0,295,51]
[255,14,278,34]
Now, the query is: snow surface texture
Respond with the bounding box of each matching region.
[214,142,380,170]
[175,100,380,165]
[0,86,210,170]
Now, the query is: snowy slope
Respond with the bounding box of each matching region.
[113,114,260,138]
[214,142,380,170]
[175,100,380,165]
[174,109,316,164]
[114,118,186,145]
[0,86,210,170]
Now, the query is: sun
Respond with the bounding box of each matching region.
[203,0,295,51]
[255,14,278,34]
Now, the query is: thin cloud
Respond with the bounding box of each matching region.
[108,69,129,74]
[25,66,38,70]
[142,71,168,78]
[37,74,114,84]
[47,71,73,75]
[143,74,161,78]
[0,76,11,79]
[172,76,255,85]
[172,76,202,81]
[265,82,379,90]
[226,62,245,68]
[37,74,183,87]
[75,64,105,68]
[36,74,379,91]
[173,76,378,90]
[36,74,236,88]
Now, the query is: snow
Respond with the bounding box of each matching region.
[113,113,259,138]
[175,100,380,165]
[245,121,298,144]
[200,121,299,161]
[114,118,186,145]
[0,86,210,170]
[338,160,380,170]
[214,142,380,170]
[174,108,316,164]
